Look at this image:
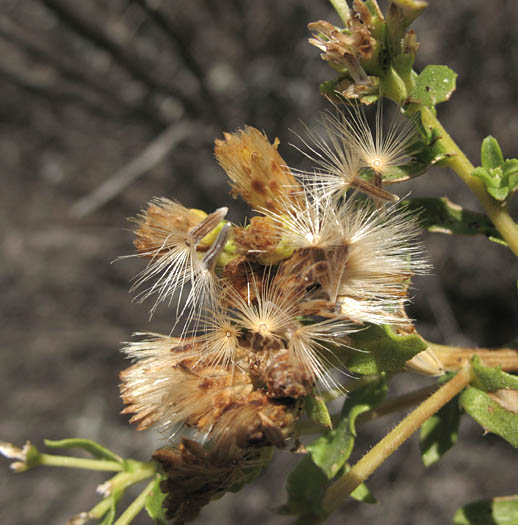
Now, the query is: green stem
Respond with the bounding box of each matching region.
[420,105,518,255]
[38,453,124,472]
[322,366,473,513]
[88,497,113,520]
[99,464,157,496]
[297,384,437,435]
[114,476,157,525]
[329,0,351,25]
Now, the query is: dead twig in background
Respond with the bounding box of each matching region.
[70,123,195,219]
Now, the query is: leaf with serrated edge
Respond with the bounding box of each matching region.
[471,355,518,391]
[410,65,457,106]
[453,495,518,525]
[43,438,122,463]
[144,475,168,525]
[459,387,518,448]
[347,325,427,375]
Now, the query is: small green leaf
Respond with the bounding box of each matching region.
[307,378,387,479]
[410,65,457,106]
[347,325,427,375]
[305,394,333,429]
[283,455,329,523]
[481,136,504,170]
[419,396,461,467]
[400,197,505,244]
[43,438,122,463]
[459,387,518,448]
[307,417,355,480]
[344,464,377,504]
[471,355,518,391]
[144,475,168,525]
[453,495,518,525]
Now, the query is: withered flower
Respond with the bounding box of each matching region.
[214,126,302,213]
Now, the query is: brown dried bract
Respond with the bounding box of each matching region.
[132,198,202,255]
[154,440,272,524]
[214,126,302,213]
[233,216,281,255]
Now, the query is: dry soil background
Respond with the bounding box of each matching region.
[1,1,518,524]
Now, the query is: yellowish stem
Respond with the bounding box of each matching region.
[429,343,518,372]
[323,366,473,513]
[420,106,518,255]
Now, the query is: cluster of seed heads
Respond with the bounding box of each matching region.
[119,98,428,522]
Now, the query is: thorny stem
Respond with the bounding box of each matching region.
[113,475,158,525]
[419,106,518,256]
[429,343,518,372]
[322,366,474,513]
[37,453,124,472]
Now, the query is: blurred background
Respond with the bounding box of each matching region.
[1,1,517,523]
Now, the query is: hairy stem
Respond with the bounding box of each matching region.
[113,476,158,525]
[419,106,518,255]
[297,384,437,435]
[322,366,473,513]
[429,343,518,372]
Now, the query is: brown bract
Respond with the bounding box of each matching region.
[154,441,272,524]
[214,126,302,213]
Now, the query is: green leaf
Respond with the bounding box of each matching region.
[410,65,457,106]
[307,417,354,480]
[350,479,377,504]
[481,136,504,170]
[400,197,505,244]
[43,438,122,463]
[343,464,377,504]
[471,355,518,391]
[305,394,333,429]
[283,455,329,523]
[285,378,386,520]
[459,387,518,448]
[453,495,518,525]
[419,396,461,467]
[144,475,168,525]
[347,325,427,375]
[307,378,387,479]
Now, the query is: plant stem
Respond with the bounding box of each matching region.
[98,464,157,496]
[322,366,473,513]
[38,453,124,472]
[356,384,438,424]
[429,343,518,372]
[329,0,351,25]
[297,384,437,435]
[419,105,518,255]
[113,476,157,525]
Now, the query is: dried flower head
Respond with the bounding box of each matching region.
[128,199,229,321]
[154,440,273,524]
[214,126,302,213]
